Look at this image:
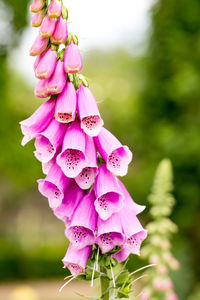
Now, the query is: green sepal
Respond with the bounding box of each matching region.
[62,6,68,20]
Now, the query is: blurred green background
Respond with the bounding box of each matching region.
[0,0,199,299]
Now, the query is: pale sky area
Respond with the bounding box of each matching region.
[10,0,155,83]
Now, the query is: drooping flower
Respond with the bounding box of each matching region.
[95,127,132,176]
[48,0,62,18]
[34,118,66,163]
[94,163,124,220]
[97,213,124,254]
[31,9,45,27]
[51,16,68,44]
[62,244,92,277]
[54,181,84,226]
[55,81,76,123]
[56,121,88,178]
[39,14,56,38]
[34,79,50,98]
[77,84,104,136]
[120,207,147,255]
[35,48,57,80]
[47,59,66,95]
[66,190,97,249]
[30,0,45,13]
[20,98,55,146]
[38,161,71,209]
[117,179,145,214]
[64,41,82,73]
[30,34,49,56]
[75,136,98,189]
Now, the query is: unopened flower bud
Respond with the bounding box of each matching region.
[51,16,68,44]
[30,0,45,13]
[64,41,82,73]
[48,0,62,18]
[40,14,56,38]
[31,9,45,27]
[30,34,49,56]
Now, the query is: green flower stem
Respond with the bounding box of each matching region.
[100,266,110,300]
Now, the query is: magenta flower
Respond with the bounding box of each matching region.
[54,181,84,226]
[118,179,145,214]
[48,0,62,18]
[34,79,50,98]
[120,207,147,255]
[40,14,56,38]
[97,213,124,254]
[55,82,77,123]
[64,41,82,73]
[77,84,104,136]
[38,162,71,209]
[66,190,97,249]
[75,136,98,189]
[47,59,66,95]
[62,244,91,277]
[35,48,57,80]
[31,9,45,27]
[20,98,55,146]
[34,118,66,163]
[51,16,68,45]
[56,121,88,178]
[30,34,49,56]
[95,127,132,176]
[30,0,45,13]
[94,163,124,220]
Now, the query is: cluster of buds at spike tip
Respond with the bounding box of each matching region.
[22,0,147,290]
[140,159,180,300]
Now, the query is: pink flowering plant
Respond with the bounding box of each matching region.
[20,1,151,299]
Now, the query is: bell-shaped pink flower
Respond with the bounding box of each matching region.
[120,207,147,255]
[31,9,45,27]
[40,14,56,38]
[118,179,145,214]
[62,244,91,277]
[47,59,66,95]
[48,0,62,18]
[54,181,84,226]
[77,84,104,137]
[64,41,82,73]
[56,121,88,178]
[94,163,124,220]
[97,213,124,254]
[35,48,57,80]
[55,82,76,123]
[20,98,55,146]
[95,127,132,176]
[30,34,49,56]
[38,162,71,209]
[75,136,98,189]
[66,190,97,249]
[34,118,66,163]
[34,79,50,98]
[51,16,68,44]
[30,0,45,13]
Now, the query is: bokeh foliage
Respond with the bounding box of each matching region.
[0,0,199,299]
